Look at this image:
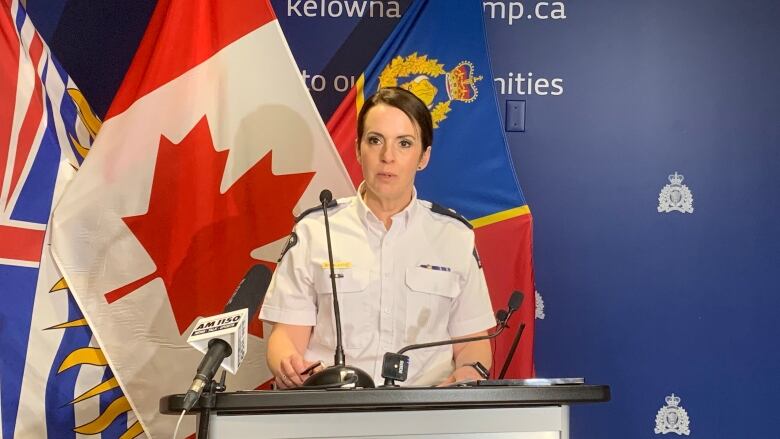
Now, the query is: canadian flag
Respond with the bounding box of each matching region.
[50,0,353,436]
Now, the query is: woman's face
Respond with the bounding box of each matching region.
[357,104,430,206]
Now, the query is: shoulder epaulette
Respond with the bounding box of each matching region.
[429,202,473,229]
[295,199,338,223]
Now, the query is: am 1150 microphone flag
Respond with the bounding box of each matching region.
[183,264,272,411]
[327,0,536,377]
[186,264,272,376]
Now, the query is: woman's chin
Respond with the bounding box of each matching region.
[364,183,410,204]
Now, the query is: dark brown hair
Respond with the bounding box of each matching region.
[357,87,433,152]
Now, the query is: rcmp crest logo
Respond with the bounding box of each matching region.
[379,53,483,128]
[658,172,694,213]
[654,393,691,435]
[535,290,545,320]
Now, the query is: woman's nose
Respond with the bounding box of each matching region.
[380,145,394,162]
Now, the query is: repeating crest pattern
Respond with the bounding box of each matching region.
[658,172,694,214]
[654,393,691,435]
[535,290,545,320]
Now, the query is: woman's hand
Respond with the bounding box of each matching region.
[437,364,483,387]
[266,323,317,389]
[274,353,323,389]
[437,333,492,387]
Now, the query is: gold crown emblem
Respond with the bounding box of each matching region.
[445,61,482,103]
[378,53,482,128]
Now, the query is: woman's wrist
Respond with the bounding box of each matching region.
[459,361,489,379]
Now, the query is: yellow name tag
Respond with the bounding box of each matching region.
[321,261,352,269]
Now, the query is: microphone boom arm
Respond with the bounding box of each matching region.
[398,324,507,355]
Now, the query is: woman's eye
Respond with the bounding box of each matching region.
[367,136,381,145]
[399,140,413,148]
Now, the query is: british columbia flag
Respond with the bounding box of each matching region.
[0,0,141,437]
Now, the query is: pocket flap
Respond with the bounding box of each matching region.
[405,267,458,298]
[316,267,369,294]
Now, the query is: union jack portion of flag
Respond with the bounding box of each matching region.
[0,1,141,437]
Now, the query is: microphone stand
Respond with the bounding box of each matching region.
[381,323,509,387]
[303,190,374,388]
[498,322,526,379]
[196,371,226,439]
[380,291,524,387]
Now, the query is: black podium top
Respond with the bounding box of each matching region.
[161,384,610,415]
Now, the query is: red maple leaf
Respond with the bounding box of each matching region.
[105,116,314,337]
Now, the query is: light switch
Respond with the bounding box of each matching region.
[506,100,526,132]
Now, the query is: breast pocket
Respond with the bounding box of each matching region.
[312,267,371,349]
[404,267,459,344]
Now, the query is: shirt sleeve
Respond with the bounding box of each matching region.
[447,232,496,337]
[259,222,318,326]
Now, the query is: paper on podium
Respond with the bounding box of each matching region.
[451,377,585,387]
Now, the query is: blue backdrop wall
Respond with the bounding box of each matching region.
[269,2,780,435]
[26,0,780,437]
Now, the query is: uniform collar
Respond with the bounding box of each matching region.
[355,181,418,232]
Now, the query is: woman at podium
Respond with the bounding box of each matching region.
[259,87,496,388]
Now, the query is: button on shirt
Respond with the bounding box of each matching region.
[260,186,495,386]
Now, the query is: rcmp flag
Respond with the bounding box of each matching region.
[328,0,536,377]
[50,0,353,436]
[1,0,140,437]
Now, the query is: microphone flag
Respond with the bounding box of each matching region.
[187,309,249,375]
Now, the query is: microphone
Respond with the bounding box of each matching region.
[496,291,525,379]
[182,264,272,411]
[381,291,524,386]
[302,189,375,389]
[499,290,523,325]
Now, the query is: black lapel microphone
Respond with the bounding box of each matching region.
[302,189,375,389]
[381,291,524,386]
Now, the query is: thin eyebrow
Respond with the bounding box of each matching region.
[365,132,416,141]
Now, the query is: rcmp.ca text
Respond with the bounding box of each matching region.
[483,1,567,25]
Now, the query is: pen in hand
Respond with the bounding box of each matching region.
[301,361,323,376]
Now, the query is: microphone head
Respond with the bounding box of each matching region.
[508,291,524,311]
[495,309,509,323]
[224,264,273,315]
[319,189,333,204]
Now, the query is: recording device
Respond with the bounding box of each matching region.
[182,264,272,411]
[381,291,524,387]
[302,189,375,389]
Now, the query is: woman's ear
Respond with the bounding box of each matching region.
[355,138,361,164]
[417,146,431,170]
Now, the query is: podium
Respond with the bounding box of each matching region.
[161,384,610,438]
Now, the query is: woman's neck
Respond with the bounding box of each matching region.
[361,186,412,230]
